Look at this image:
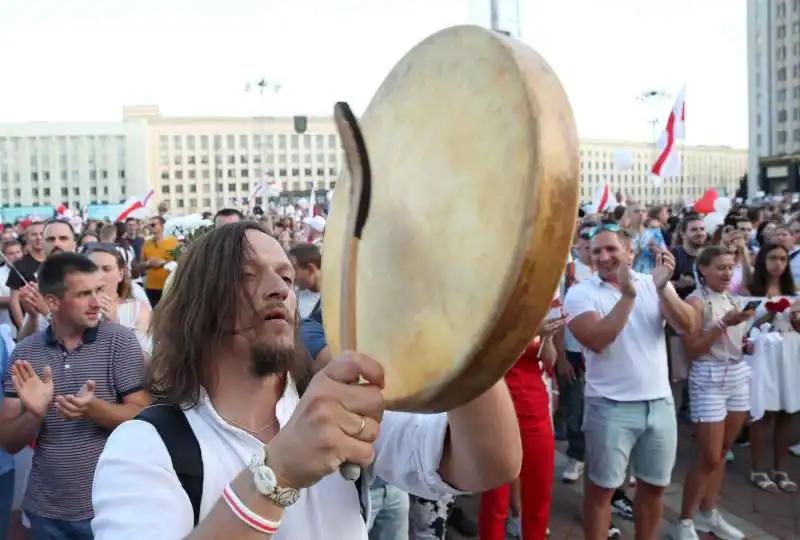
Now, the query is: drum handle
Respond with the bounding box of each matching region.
[339,240,362,482]
[333,101,372,483]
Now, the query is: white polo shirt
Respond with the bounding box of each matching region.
[563,272,672,402]
[92,384,463,540]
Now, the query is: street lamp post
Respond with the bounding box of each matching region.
[637,89,670,203]
[245,78,282,211]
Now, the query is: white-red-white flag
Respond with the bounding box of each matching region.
[115,189,154,222]
[592,182,618,213]
[309,186,319,217]
[650,87,686,181]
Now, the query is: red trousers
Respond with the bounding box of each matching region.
[479,350,555,540]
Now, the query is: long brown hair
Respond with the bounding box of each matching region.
[147,221,312,407]
[85,246,133,300]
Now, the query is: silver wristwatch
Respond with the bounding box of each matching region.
[248,445,301,507]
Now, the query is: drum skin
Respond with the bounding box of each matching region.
[322,25,579,412]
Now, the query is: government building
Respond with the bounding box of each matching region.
[0,107,747,219]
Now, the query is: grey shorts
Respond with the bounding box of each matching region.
[583,396,677,489]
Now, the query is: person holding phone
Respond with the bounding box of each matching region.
[674,245,754,540]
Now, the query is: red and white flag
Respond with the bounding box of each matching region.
[592,182,617,213]
[650,87,686,181]
[115,188,154,222]
[309,186,320,217]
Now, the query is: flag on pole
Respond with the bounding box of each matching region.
[650,87,686,181]
[115,189,154,222]
[309,185,319,217]
[592,182,618,213]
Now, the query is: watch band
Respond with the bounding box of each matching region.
[248,445,301,507]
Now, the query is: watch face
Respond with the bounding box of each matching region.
[256,467,277,491]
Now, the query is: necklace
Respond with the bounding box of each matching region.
[218,412,276,435]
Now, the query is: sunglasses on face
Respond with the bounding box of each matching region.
[586,223,620,239]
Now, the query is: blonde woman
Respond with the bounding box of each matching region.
[675,245,754,540]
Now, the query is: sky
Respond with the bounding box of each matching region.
[0,0,747,148]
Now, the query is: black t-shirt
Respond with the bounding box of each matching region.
[670,246,697,300]
[6,254,43,290]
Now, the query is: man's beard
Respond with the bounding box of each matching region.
[250,342,296,378]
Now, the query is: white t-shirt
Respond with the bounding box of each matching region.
[0,266,15,338]
[563,272,672,401]
[561,259,593,353]
[92,386,464,540]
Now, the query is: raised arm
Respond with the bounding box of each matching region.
[565,283,635,354]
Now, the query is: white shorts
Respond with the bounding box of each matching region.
[689,360,750,423]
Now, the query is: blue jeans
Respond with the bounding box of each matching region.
[28,512,94,540]
[559,350,586,462]
[367,484,409,540]
[0,469,14,538]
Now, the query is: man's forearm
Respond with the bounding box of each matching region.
[86,399,147,431]
[18,315,39,340]
[0,402,42,454]
[659,288,694,333]
[439,381,521,492]
[584,296,636,352]
[9,293,22,329]
[187,462,284,539]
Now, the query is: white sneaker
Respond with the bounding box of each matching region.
[561,458,585,483]
[694,509,745,540]
[789,443,800,456]
[674,519,700,539]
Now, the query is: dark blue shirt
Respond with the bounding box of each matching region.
[299,318,327,360]
[297,311,387,490]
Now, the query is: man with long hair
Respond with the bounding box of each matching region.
[92,221,522,539]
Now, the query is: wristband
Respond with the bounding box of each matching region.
[222,484,281,535]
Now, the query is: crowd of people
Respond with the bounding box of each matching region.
[0,197,797,539]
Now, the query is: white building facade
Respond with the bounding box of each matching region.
[579,139,747,205]
[0,122,147,212]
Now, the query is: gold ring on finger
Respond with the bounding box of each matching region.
[355,416,366,436]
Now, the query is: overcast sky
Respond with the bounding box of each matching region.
[0,0,747,147]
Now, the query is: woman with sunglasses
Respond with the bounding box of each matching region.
[675,245,753,540]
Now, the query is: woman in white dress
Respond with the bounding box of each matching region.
[86,246,152,355]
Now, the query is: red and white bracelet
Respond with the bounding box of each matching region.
[222,484,281,535]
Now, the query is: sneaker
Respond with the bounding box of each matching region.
[724,450,734,462]
[790,443,800,456]
[674,519,701,539]
[694,509,745,540]
[611,493,634,521]
[561,458,585,483]
[505,516,521,538]
[607,523,621,538]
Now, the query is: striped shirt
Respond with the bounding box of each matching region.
[3,321,145,520]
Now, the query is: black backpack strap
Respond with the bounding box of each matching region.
[791,250,800,261]
[136,403,204,527]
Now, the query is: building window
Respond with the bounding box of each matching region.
[162,185,170,194]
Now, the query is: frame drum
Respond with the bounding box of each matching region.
[322,25,579,412]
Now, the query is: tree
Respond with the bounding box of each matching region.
[735,174,748,200]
